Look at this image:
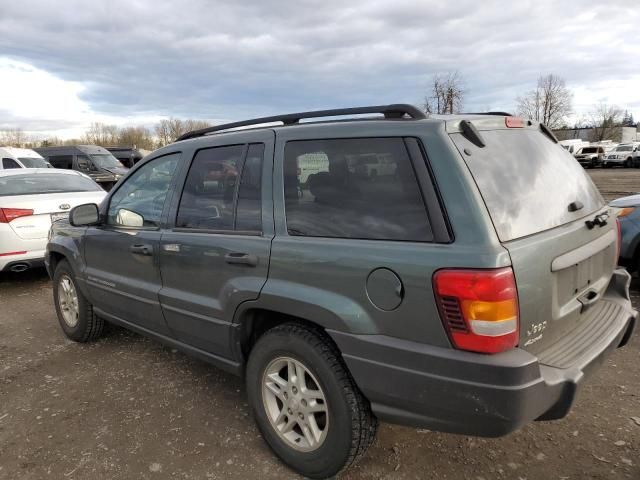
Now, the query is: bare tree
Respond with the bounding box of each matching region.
[82,122,119,146]
[154,118,211,147]
[589,103,623,142]
[0,128,28,147]
[516,74,573,128]
[424,72,465,114]
[118,126,155,150]
[154,119,173,147]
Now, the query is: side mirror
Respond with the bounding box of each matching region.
[116,208,144,227]
[69,203,100,226]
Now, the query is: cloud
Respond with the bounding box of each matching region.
[0,0,638,136]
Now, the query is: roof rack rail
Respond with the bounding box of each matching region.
[462,111,513,116]
[175,104,426,141]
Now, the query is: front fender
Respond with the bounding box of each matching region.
[46,224,90,298]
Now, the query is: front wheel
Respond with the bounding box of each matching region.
[53,260,104,342]
[246,323,377,479]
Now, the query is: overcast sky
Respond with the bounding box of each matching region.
[0,0,638,138]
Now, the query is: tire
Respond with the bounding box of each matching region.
[246,323,377,479]
[625,158,632,168]
[53,259,104,342]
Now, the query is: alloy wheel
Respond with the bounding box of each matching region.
[262,356,329,452]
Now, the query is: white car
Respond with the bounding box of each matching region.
[0,169,106,272]
[559,139,589,155]
[0,147,53,169]
[603,143,639,168]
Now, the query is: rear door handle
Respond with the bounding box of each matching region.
[130,244,153,256]
[224,252,258,267]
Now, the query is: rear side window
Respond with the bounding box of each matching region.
[49,155,73,169]
[177,143,264,232]
[2,158,21,169]
[284,138,432,241]
[451,129,604,242]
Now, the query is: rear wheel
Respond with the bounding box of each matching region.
[53,260,104,342]
[625,158,633,168]
[246,323,377,479]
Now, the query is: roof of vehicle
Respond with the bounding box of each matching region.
[172,104,540,146]
[0,168,90,178]
[0,147,45,158]
[34,145,112,155]
[105,146,150,157]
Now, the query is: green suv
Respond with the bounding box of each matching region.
[46,105,637,479]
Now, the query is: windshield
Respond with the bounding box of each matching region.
[580,147,598,154]
[451,129,604,242]
[0,174,102,196]
[18,157,50,168]
[616,146,633,152]
[89,153,125,169]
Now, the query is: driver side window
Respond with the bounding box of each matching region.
[76,155,92,171]
[107,153,179,228]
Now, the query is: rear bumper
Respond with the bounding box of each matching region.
[0,251,46,272]
[330,269,637,437]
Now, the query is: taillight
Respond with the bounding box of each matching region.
[433,267,519,354]
[617,207,635,217]
[0,208,34,223]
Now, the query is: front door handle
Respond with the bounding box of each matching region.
[130,244,153,256]
[224,252,258,267]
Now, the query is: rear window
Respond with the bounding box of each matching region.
[451,129,604,242]
[0,173,102,196]
[284,138,432,242]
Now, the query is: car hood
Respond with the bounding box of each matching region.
[610,193,640,208]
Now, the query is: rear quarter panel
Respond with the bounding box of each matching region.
[263,121,510,345]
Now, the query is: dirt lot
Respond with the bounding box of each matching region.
[1,169,639,480]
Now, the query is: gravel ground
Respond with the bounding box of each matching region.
[0,169,639,480]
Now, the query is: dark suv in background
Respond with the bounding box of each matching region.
[35,145,129,190]
[46,105,636,479]
[105,146,151,168]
